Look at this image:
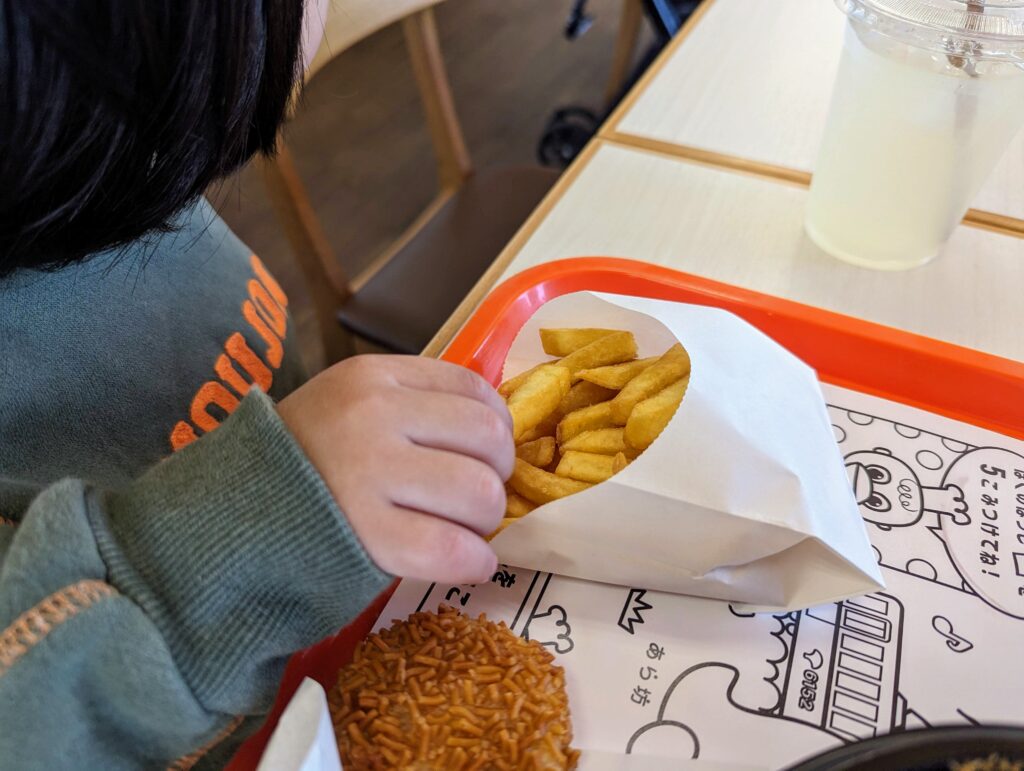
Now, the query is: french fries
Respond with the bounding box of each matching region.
[613,452,630,473]
[624,376,689,451]
[558,331,638,377]
[517,414,559,443]
[609,343,690,424]
[556,401,616,444]
[561,427,627,455]
[540,328,619,356]
[555,450,620,483]
[545,451,561,473]
[510,458,592,505]
[506,491,537,519]
[493,326,690,536]
[507,365,571,440]
[498,362,545,398]
[576,356,659,389]
[516,436,556,467]
[557,380,617,416]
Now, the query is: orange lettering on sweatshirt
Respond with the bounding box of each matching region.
[168,255,289,451]
[223,333,273,392]
[242,300,283,368]
[250,254,288,308]
[190,382,240,433]
[249,280,287,338]
[170,422,200,452]
[214,353,253,397]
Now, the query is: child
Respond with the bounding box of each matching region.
[0,1,513,768]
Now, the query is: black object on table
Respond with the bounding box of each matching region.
[788,726,1024,771]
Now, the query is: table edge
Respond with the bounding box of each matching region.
[420,139,605,357]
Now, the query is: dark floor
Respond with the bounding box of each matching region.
[213,0,651,373]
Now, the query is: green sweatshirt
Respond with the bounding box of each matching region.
[0,200,391,769]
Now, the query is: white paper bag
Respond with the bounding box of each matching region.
[257,678,342,771]
[491,292,884,611]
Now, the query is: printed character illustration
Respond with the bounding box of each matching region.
[412,571,579,654]
[845,437,1024,620]
[828,409,1024,726]
[618,589,653,635]
[845,448,967,530]
[933,447,1024,620]
[506,573,575,654]
[627,594,908,767]
[844,447,977,599]
[778,594,906,740]
[523,603,574,654]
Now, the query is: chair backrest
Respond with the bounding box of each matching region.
[262,0,470,365]
[307,0,444,78]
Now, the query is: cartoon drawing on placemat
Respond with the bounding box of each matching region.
[834,405,1024,621]
[627,593,906,766]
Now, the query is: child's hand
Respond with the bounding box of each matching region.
[278,355,514,584]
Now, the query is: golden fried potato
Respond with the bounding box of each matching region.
[540,328,619,356]
[516,436,556,468]
[507,365,571,440]
[555,451,620,483]
[510,458,592,505]
[624,376,689,451]
[556,401,616,444]
[506,491,537,519]
[557,381,617,416]
[498,330,690,514]
[613,452,630,473]
[545,449,562,473]
[610,343,691,424]
[518,414,559,443]
[559,331,638,378]
[497,362,546,398]
[576,356,659,390]
[561,427,627,455]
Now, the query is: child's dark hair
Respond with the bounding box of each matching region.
[0,0,306,277]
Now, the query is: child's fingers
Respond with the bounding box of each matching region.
[398,392,515,480]
[384,356,511,428]
[388,446,506,536]
[362,503,498,584]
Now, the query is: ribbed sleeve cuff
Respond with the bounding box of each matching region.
[88,389,392,715]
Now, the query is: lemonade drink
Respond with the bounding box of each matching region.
[806,0,1024,270]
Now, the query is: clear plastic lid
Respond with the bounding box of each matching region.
[838,0,1024,60]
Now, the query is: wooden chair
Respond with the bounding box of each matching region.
[260,1,560,361]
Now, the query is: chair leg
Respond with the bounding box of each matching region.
[258,140,356,366]
[402,8,473,191]
[604,0,644,106]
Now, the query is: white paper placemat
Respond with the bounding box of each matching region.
[373,385,1024,768]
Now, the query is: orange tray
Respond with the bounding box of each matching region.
[228,257,1024,769]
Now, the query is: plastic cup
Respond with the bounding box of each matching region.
[805,0,1024,270]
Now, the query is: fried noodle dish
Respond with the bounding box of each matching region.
[328,606,579,770]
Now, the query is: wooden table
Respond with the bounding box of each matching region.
[425,0,1024,362]
[604,0,1024,232]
